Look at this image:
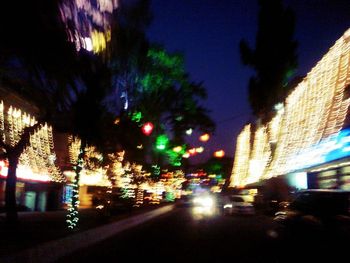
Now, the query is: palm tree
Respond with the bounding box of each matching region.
[239,0,298,122]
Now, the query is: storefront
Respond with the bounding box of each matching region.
[0,160,64,211]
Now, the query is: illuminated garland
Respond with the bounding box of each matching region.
[66,142,84,230]
[0,101,65,182]
[230,124,251,187]
[248,126,271,183]
[67,136,112,229]
[66,136,84,229]
[230,29,350,186]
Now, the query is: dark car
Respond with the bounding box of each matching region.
[273,189,350,238]
[95,194,133,217]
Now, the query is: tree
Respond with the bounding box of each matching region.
[239,0,298,122]
[61,0,153,229]
[0,0,79,222]
[132,47,215,168]
[105,0,152,115]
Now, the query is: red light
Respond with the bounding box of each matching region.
[188,148,197,155]
[141,122,154,136]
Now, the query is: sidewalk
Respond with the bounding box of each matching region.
[0,203,174,261]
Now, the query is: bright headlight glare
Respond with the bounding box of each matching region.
[194,196,214,207]
[202,197,214,207]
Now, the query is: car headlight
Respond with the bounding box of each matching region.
[96,205,104,209]
[223,204,232,209]
[193,196,214,207]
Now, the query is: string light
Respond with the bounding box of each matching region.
[230,124,251,187]
[0,102,65,183]
[230,28,350,187]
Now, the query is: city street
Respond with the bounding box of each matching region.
[56,206,350,262]
[56,207,284,262]
[1,2,350,263]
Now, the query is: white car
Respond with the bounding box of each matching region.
[223,195,255,215]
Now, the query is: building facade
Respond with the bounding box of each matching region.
[0,85,66,211]
[230,28,350,192]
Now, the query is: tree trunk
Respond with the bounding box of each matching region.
[5,154,19,223]
[3,122,42,223]
[66,141,86,230]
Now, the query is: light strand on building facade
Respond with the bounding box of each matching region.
[230,124,251,187]
[230,28,350,186]
[248,126,271,184]
[269,29,350,177]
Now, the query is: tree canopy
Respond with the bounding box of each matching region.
[239,0,298,121]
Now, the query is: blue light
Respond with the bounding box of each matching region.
[290,127,350,171]
[288,172,308,189]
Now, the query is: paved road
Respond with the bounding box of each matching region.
[56,207,283,262]
[57,206,350,263]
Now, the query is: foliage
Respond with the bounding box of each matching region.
[239,0,298,121]
[130,47,215,165]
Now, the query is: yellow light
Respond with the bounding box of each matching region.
[196,147,204,153]
[230,124,251,187]
[182,153,190,158]
[91,30,107,53]
[114,117,120,125]
[173,146,182,152]
[214,150,225,158]
[0,102,65,183]
[199,133,210,142]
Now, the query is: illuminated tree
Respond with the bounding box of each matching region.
[132,47,215,168]
[0,0,113,224]
[0,0,79,222]
[239,0,298,121]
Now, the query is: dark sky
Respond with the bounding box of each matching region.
[146,0,350,164]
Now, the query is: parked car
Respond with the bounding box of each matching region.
[273,189,350,237]
[222,195,255,215]
[95,194,133,217]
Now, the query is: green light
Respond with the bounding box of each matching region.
[156,134,169,150]
[175,115,183,121]
[165,192,175,202]
[131,111,142,122]
[152,165,161,177]
[173,161,181,166]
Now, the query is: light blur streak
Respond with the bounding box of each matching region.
[59,0,118,53]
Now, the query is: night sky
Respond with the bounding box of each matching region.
[146,0,350,164]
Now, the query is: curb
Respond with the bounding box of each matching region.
[0,204,174,263]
